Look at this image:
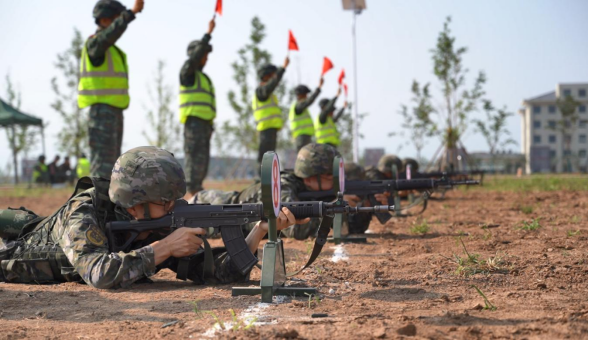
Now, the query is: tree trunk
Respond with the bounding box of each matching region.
[11,125,19,184]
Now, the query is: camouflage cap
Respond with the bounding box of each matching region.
[187,40,213,57]
[294,143,340,178]
[377,154,402,173]
[109,146,186,208]
[344,162,365,181]
[93,0,125,23]
[402,158,420,172]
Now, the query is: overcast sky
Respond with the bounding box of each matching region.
[0,0,587,168]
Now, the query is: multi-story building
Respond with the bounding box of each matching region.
[520,83,588,173]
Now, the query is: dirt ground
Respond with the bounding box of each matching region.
[0,187,587,340]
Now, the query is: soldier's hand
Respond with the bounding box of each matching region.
[319,77,324,88]
[132,0,144,14]
[283,56,290,69]
[259,207,310,232]
[162,227,206,258]
[208,18,216,34]
[344,195,362,208]
[336,87,342,97]
[374,192,390,205]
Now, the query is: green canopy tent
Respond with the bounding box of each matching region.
[0,98,45,184]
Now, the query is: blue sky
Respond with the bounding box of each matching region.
[0,0,587,168]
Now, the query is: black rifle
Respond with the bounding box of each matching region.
[397,170,485,180]
[297,176,479,223]
[106,197,394,276]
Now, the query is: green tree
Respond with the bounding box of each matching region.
[391,81,436,161]
[4,74,38,183]
[51,27,87,158]
[555,94,581,172]
[142,60,181,153]
[217,16,293,157]
[473,100,515,172]
[428,17,486,169]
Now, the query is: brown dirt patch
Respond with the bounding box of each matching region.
[0,189,587,339]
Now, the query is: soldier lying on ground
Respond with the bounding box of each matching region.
[195,143,389,239]
[0,146,308,289]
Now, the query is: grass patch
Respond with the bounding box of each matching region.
[520,205,534,214]
[304,292,321,309]
[191,302,256,332]
[460,174,587,192]
[516,218,541,231]
[410,219,430,235]
[472,285,497,311]
[444,238,510,276]
[567,230,580,238]
[571,216,581,224]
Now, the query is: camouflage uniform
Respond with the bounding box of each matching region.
[0,147,248,288]
[365,154,403,180]
[181,33,214,193]
[86,7,136,179]
[343,162,372,234]
[198,143,340,240]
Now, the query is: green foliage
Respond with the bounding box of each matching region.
[410,219,430,235]
[446,238,510,276]
[466,174,587,192]
[520,205,534,214]
[216,17,293,157]
[472,285,497,311]
[430,17,487,145]
[566,229,580,238]
[554,95,581,172]
[304,292,321,309]
[4,73,38,184]
[473,100,515,169]
[390,81,436,160]
[517,218,541,231]
[142,60,180,153]
[51,27,88,158]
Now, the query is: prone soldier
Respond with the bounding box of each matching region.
[0,146,306,288]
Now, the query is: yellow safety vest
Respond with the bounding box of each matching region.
[314,115,340,146]
[32,164,48,182]
[78,40,130,109]
[179,72,216,123]
[288,102,314,138]
[252,93,283,131]
[76,158,91,178]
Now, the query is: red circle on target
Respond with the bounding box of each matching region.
[271,156,281,217]
[339,158,345,193]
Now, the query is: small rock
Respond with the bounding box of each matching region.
[372,327,387,338]
[328,288,336,295]
[537,283,547,289]
[547,248,554,252]
[472,304,483,310]
[397,323,417,336]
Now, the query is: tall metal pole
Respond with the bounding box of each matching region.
[351,10,360,163]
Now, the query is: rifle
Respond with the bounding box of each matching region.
[105,192,394,278]
[297,176,479,223]
[397,170,485,180]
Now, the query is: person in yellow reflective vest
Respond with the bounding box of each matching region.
[252,57,290,169]
[289,78,324,152]
[179,18,217,196]
[314,88,347,148]
[78,0,144,179]
[76,154,91,179]
[32,155,49,185]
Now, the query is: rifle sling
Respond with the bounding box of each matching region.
[287,215,333,276]
[176,237,215,282]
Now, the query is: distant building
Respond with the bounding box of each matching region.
[470,151,525,174]
[363,148,385,167]
[520,83,588,173]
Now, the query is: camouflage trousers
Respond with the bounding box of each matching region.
[257,128,278,173]
[295,134,313,152]
[88,104,124,179]
[184,117,213,194]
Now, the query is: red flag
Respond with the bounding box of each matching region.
[288,30,299,51]
[322,57,334,75]
[215,0,222,16]
[343,83,348,98]
[338,69,346,85]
